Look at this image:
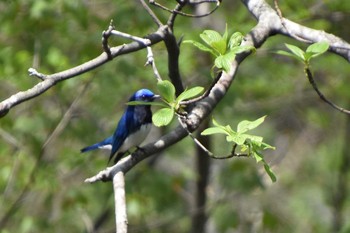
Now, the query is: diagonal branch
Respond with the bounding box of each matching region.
[0,26,169,118]
[305,67,350,115]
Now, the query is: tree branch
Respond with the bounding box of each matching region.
[113,171,128,233]
[0,26,168,118]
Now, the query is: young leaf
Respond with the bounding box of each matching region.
[228,32,243,49]
[127,101,168,108]
[252,151,263,163]
[211,40,227,55]
[230,45,256,55]
[285,43,305,61]
[215,55,232,73]
[264,164,277,182]
[226,132,248,145]
[237,115,266,133]
[157,80,175,103]
[183,40,217,56]
[152,108,174,127]
[200,30,223,47]
[176,86,204,102]
[201,126,229,136]
[275,50,299,59]
[306,41,329,55]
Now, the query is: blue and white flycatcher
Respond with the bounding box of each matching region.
[81,89,159,164]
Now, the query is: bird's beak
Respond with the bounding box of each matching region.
[152,94,161,100]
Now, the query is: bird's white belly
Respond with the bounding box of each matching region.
[119,123,152,153]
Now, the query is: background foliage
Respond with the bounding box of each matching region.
[0,0,350,232]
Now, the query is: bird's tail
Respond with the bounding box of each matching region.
[80,136,113,153]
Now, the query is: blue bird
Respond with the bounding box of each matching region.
[81,89,159,164]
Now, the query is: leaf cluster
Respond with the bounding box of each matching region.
[276,42,329,66]
[202,116,276,182]
[184,26,255,73]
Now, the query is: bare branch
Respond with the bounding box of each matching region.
[102,20,115,60]
[139,0,163,27]
[150,0,220,18]
[242,0,350,61]
[305,67,350,115]
[113,171,128,233]
[0,26,168,117]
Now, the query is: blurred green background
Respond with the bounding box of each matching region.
[1,0,350,232]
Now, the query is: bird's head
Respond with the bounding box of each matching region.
[130,89,160,102]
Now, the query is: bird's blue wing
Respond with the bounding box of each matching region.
[109,112,130,163]
[80,136,113,153]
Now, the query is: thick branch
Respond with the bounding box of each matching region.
[242,0,350,60]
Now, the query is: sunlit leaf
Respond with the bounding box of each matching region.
[252,151,263,163]
[284,43,305,61]
[306,41,329,55]
[127,101,168,108]
[157,80,175,103]
[215,54,232,72]
[152,108,174,127]
[228,32,243,49]
[264,164,277,182]
[176,86,204,102]
[237,116,266,133]
[212,40,227,55]
[200,30,223,46]
[183,40,217,56]
[201,127,229,136]
[230,45,256,54]
[226,132,247,145]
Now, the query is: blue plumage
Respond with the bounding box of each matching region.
[81,89,159,164]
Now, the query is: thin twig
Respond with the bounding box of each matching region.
[28,68,47,80]
[180,72,222,105]
[151,0,220,18]
[102,20,115,60]
[273,0,311,43]
[110,29,162,81]
[145,47,163,81]
[139,0,163,27]
[305,67,350,115]
[177,116,248,159]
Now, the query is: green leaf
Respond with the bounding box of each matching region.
[183,40,217,56]
[226,132,248,145]
[261,142,276,150]
[215,55,232,73]
[127,101,168,108]
[152,108,174,127]
[252,151,263,163]
[228,32,244,49]
[306,41,329,55]
[230,45,256,54]
[237,115,266,133]
[285,43,305,61]
[157,80,175,103]
[201,126,229,136]
[304,42,329,61]
[212,40,227,55]
[200,30,223,46]
[245,134,263,144]
[264,164,277,182]
[275,50,300,59]
[176,86,204,102]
